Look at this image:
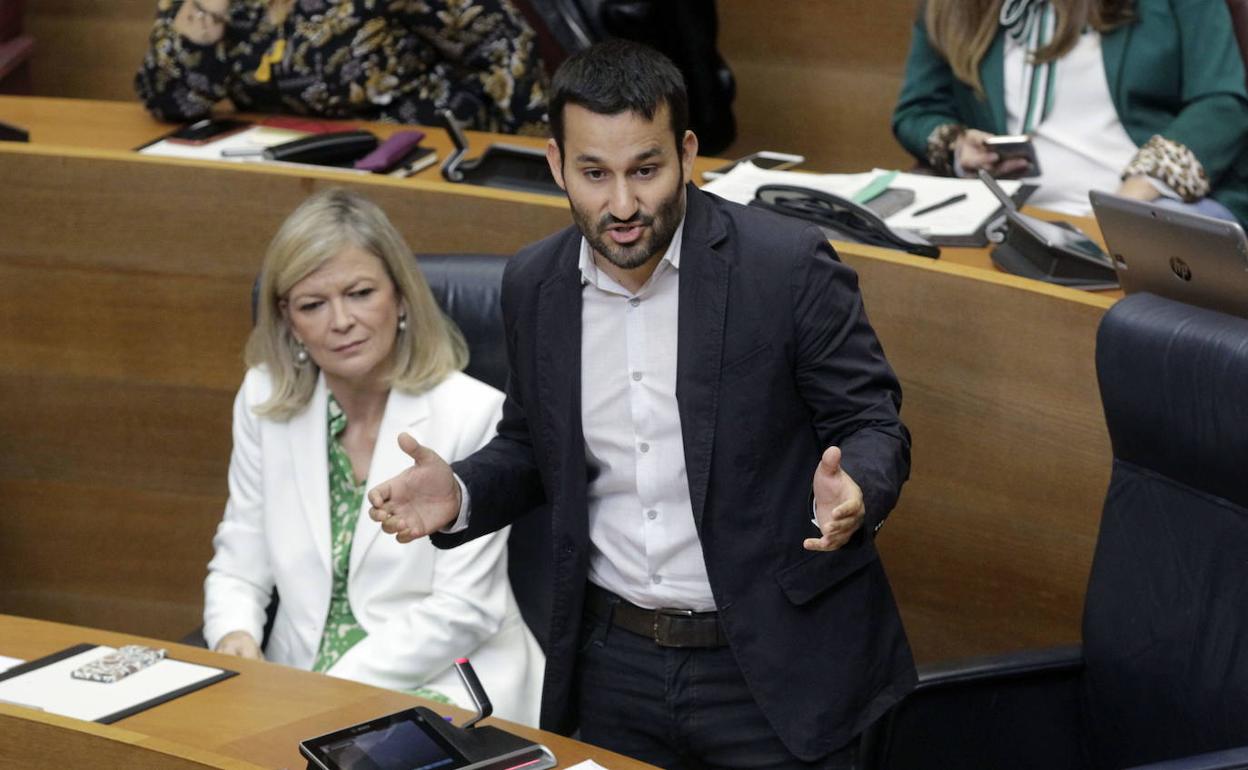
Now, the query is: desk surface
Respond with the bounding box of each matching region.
[0,95,1117,286]
[0,614,654,770]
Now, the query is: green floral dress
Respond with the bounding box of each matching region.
[136,0,549,135]
[311,395,451,704]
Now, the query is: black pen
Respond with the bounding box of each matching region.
[912,192,968,216]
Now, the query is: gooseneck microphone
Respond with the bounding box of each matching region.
[454,657,493,729]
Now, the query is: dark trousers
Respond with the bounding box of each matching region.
[575,593,858,770]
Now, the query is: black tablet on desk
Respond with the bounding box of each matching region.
[300,707,555,770]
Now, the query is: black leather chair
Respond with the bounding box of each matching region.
[861,293,1248,770]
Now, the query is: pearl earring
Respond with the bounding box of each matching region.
[294,341,309,365]
[398,314,408,333]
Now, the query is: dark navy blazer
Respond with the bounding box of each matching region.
[434,184,917,760]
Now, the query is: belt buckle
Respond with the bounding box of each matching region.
[653,607,695,647]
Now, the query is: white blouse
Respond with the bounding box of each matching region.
[1003,27,1140,215]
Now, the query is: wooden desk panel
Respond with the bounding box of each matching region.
[0,614,656,769]
[0,96,1117,666]
[842,248,1113,658]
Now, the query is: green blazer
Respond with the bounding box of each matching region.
[892,0,1248,224]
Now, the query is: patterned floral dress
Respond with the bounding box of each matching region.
[312,395,450,704]
[135,0,548,135]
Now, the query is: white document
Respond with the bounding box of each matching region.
[876,169,1022,237]
[0,655,23,674]
[563,762,611,770]
[0,645,229,722]
[702,164,1022,239]
[700,163,873,207]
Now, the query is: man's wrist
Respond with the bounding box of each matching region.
[440,474,472,534]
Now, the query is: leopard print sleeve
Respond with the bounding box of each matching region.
[925,123,967,175]
[1122,135,1211,202]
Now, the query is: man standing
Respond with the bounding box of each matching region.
[369,40,915,769]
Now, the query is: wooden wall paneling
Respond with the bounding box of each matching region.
[717,0,920,171]
[23,0,153,100]
[841,248,1113,661]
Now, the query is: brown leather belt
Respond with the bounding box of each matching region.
[584,583,728,648]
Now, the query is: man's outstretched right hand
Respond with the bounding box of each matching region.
[368,432,461,543]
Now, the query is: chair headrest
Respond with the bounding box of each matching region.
[415,253,509,392]
[1096,292,1248,509]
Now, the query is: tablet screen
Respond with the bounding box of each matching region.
[303,710,468,770]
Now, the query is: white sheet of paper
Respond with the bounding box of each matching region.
[562,761,611,770]
[0,646,227,722]
[701,164,1022,238]
[0,655,23,674]
[876,168,1022,237]
[701,163,873,207]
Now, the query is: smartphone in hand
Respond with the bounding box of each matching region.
[983,134,1041,178]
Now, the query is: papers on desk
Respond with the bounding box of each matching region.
[564,761,611,770]
[137,125,369,174]
[702,165,1023,244]
[0,655,22,674]
[0,643,235,723]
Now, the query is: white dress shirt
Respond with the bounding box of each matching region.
[451,219,715,611]
[576,221,715,612]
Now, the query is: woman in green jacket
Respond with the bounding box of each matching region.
[893,0,1248,224]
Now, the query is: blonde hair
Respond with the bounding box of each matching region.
[924,0,1134,95]
[246,188,468,420]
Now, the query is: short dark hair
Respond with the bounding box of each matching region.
[549,39,690,157]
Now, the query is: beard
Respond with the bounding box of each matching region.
[570,173,687,271]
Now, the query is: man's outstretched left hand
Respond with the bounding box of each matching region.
[804,446,865,552]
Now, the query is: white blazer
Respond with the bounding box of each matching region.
[204,368,544,726]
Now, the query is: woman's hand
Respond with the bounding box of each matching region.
[1115,174,1162,202]
[174,0,230,46]
[954,129,1033,177]
[214,630,264,659]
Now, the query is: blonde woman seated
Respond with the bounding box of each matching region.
[204,188,542,725]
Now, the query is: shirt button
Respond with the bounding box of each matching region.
[651,575,663,585]
[646,509,658,520]
[629,297,640,307]
[639,442,650,453]
[632,371,643,382]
